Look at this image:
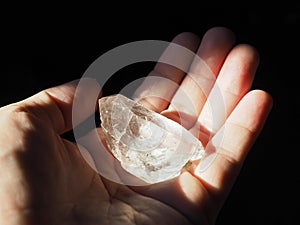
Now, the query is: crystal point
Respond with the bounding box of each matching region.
[99,94,204,184]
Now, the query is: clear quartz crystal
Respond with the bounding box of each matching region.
[99,94,205,184]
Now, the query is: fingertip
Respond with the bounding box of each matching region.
[46,78,102,132]
[46,78,101,105]
[227,89,274,134]
[195,26,236,76]
[204,26,235,41]
[247,89,274,114]
[231,44,260,62]
[171,32,200,50]
[172,31,200,40]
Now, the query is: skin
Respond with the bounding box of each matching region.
[0,27,273,225]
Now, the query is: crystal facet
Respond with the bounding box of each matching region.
[99,94,205,184]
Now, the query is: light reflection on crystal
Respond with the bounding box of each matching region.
[99,94,204,184]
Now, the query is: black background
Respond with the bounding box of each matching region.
[1,7,299,225]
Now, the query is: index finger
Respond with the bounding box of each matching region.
[133,32,200,112]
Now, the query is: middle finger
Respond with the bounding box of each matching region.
[162,27,235,129]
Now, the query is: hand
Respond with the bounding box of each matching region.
[0,27,272,225]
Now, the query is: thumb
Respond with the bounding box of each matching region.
[18,78,101,134]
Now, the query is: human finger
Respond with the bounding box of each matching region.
[162,27,235,129]
[190,44,259,137]
[133,32,200,112]
[13,78,101,134]
[194,90,273,202]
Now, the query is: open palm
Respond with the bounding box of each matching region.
[0,27,272,225]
